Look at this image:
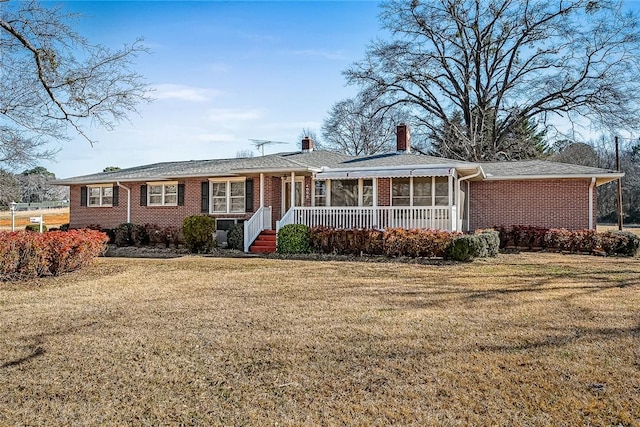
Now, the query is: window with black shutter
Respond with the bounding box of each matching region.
[245,179,254,212]
[80,186,87,207]
[201,181,209,213]
[140,185,147,206]
[178,184,185,206]
[112,186,119,207]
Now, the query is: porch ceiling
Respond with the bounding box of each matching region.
[315,167,456,180]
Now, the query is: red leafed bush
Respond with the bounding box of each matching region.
[0,229,108,281]
[309,227,459,258]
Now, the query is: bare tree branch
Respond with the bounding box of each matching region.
[0,0,152,169]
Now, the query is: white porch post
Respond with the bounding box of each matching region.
[448,175,455,231]
[259,173,265,208]
[290,172,296,207]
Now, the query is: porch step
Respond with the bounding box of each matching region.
[249,230,277,254]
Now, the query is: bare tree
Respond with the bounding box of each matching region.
[235,150,255,158]
[0,169,20,206]
[321,96,406,156]
[18,166,65,202]
[0,0,151,169]
[345,0,640,161]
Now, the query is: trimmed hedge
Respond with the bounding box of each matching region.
[182,215,216,253]
[277,224,311,254]
[447,231,500,262]
[309,227,463,259]
[496,225,639,256]
[0,229,108,280]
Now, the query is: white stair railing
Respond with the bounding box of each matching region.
[244,206,272,252]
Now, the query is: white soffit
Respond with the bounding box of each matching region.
[315,167,454,180]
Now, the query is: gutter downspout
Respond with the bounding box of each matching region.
[116,181,132,223]
[457,169,482,232]
[589,177,596,230]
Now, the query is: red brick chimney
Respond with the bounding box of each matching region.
[302,136,314,152]
[396,123,410,153]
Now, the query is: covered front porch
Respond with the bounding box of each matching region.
[243,164,481,252]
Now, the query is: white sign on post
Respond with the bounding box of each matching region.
[29,215,44,233]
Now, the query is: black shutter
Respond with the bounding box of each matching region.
[112,186,119,207]
[245,179,254,212]
[201,181,209,213]
[140,185,147,206]
[178,184,185,206]
[80,186,87,207]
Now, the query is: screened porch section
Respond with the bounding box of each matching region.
[277,169,468,232]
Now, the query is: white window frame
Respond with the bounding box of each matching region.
[87,184,113,207]
[312,178,375,207]
[147,181,178,207]
[209,177,246,214]
[390,176,453,207]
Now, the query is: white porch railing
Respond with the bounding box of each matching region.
[244,206,272,252]
[276,206,455,232]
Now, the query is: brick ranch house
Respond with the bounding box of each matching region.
[56,125,622,252]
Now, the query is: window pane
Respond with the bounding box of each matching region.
[164,194,177,205]
[88,187,101,206]
[212,198,226,212]
[230,197,244,212]
[165,184,177,195]
[331,180,358,206]
[413,177,432,206]
[230,181,245,197]
[149,195,162,205]
[392,178,410,206]
[212,183,226,197]
[149,185,163,195]
[102,187,113,206]
[314,181,326,206]
[435,177,448,206]
[362,180,373,207]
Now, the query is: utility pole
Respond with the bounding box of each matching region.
[615,136,623,231]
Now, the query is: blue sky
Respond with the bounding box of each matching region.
[40,1,383,178]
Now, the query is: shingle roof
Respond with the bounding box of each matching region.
[481,160,619,177]
[55,150,622,185]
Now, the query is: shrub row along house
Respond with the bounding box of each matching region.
[56,125,622,253]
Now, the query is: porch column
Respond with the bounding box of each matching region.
[259,173,265,208]
[448,175,455,231]
[290,171,296,207]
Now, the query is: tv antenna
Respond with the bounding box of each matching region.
[249,139,289,156]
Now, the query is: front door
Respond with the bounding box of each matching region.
[283,180,304,212]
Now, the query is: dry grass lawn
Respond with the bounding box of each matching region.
[0,207,69,230]
[1,253,639,426]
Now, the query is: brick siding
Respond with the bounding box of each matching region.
[469,179,597,231]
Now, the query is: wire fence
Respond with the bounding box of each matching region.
[0,201,70,212]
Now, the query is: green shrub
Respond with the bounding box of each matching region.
[59,223,69,231]
[474,230,500,257]
[277,224,311,254]
[226,223,244,251]
[446,235,480,262]
[113,223,148,247]
[182,215,216,253]
[25,224,47,232]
